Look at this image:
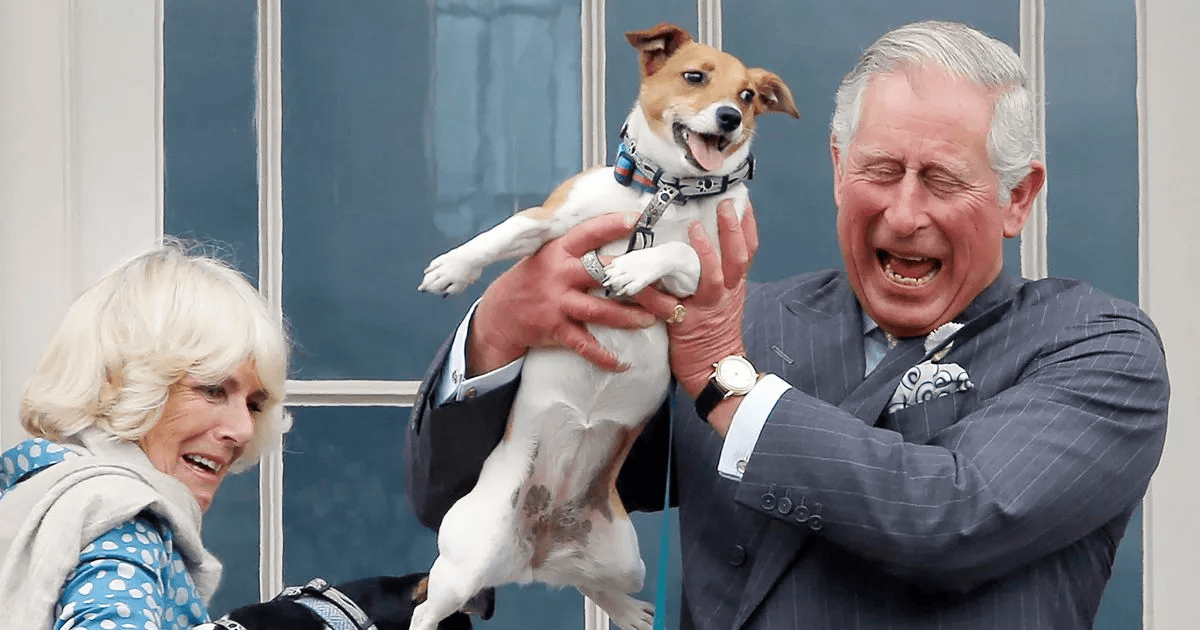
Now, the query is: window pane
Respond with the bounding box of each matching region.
[282,0,582,380]
[1045,4,1142,628]
[163,0,259,284]
[722,1,1021,281]
[281,406,585,629]
[204,469,260,617]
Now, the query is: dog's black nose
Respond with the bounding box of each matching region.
[716,106,742,132]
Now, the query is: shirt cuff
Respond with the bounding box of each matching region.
[436,300,525,405]
[717,374,791,480]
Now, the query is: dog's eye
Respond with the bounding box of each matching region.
[682,70,707,85]
[740,89,755,102]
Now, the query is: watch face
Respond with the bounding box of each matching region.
[715,356,757,392]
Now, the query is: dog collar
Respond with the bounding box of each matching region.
[614,125,754,252]
[613,125,755,199]
[276,577,379,630]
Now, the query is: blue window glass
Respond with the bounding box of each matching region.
[281,0,582,381]
[204,470,261,617]
[163,0,259,284]
[1045,3,1141,628]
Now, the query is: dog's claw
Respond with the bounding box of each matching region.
[419,251,481,295]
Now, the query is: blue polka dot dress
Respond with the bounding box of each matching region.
[1,438,210,630]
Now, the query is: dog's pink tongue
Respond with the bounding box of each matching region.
[687,134,725,172]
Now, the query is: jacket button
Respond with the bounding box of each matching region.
[808,515,824,532]
[464,387,478,399]
[776,495,793,515]
[727,545,747,567]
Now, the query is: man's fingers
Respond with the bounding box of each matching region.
[742,201,760,261]
[688,220,725,303]
[630,283,679,322]
[717,202,750,289]
[554,324,626,372]
[558,212,639,258]
[561,292,656,330]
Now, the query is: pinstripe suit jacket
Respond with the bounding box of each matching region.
[405,270,1169,630]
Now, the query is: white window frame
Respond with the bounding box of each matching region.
[2,1,1196,627]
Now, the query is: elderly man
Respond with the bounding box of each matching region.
[406,20,1168,629]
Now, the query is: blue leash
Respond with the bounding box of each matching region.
[652,390,675,630]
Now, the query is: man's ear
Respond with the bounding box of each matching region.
[830,135,844,207]
[625,23,692,78]
[1001,160,1047,237]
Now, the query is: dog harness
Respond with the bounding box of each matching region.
[205,578,378,630]
[613,124,755,252]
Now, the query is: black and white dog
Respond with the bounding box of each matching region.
[195,573,494,630]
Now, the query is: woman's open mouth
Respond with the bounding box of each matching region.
[183,453,223,476]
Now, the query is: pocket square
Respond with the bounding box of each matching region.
[887,361,974,414]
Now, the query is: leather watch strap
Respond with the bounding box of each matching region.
[694,381,728,421]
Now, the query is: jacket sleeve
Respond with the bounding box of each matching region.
[404,333,517,531]
[734,303,1169,592]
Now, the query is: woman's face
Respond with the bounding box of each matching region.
[139,359,265,511]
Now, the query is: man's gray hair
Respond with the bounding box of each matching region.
[830,20,1040,205]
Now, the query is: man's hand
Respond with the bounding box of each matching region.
[467,212,659,376]
[634,200,759,435]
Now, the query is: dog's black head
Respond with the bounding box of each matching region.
[217,572,495,630]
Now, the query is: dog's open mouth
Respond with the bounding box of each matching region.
[673,123,731,172]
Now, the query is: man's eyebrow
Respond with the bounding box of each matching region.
[852,147,901,163]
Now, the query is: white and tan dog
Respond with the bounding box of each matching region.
[413,23,797,630]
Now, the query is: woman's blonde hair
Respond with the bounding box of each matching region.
[21,240,291,471]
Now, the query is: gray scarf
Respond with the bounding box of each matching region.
[0,428,222,629]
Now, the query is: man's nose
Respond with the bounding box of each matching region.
[883,172,931,235]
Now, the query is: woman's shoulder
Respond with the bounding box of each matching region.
[0,437,80,492]
[80,513,175,568]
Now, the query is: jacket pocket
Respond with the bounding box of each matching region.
[877,388,978,444]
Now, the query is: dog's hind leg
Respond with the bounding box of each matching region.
[577,584,654,630]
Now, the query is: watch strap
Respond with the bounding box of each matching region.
[694,380,728,421]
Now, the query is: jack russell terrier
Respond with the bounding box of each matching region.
[415,22,797,630]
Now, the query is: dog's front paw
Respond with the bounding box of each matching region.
[419,251,481,295]
[603,250,663,297]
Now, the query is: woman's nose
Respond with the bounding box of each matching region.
[217,402,256,446]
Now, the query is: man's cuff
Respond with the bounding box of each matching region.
[717,374,791,480]
[436,300,524,405]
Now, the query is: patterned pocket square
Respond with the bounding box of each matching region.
[887,360,973,414]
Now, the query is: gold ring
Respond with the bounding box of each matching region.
[666,304,686,324]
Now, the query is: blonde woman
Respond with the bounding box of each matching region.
[0,242,290,630]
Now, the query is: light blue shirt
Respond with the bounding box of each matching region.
[437,304,882,480]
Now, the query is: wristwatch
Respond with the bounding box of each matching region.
[694,355,761,420]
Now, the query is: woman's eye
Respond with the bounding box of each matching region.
[682,70,706,85]
[247,400,263,414]
[740,89,755,102]
[197,384,226,400]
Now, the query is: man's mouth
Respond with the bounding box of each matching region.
[183,453,224,475]
[673,123,730,172]
[878,250,941,287]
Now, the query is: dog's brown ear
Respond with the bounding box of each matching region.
[625,23,693,77]
[749,68,800,118]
